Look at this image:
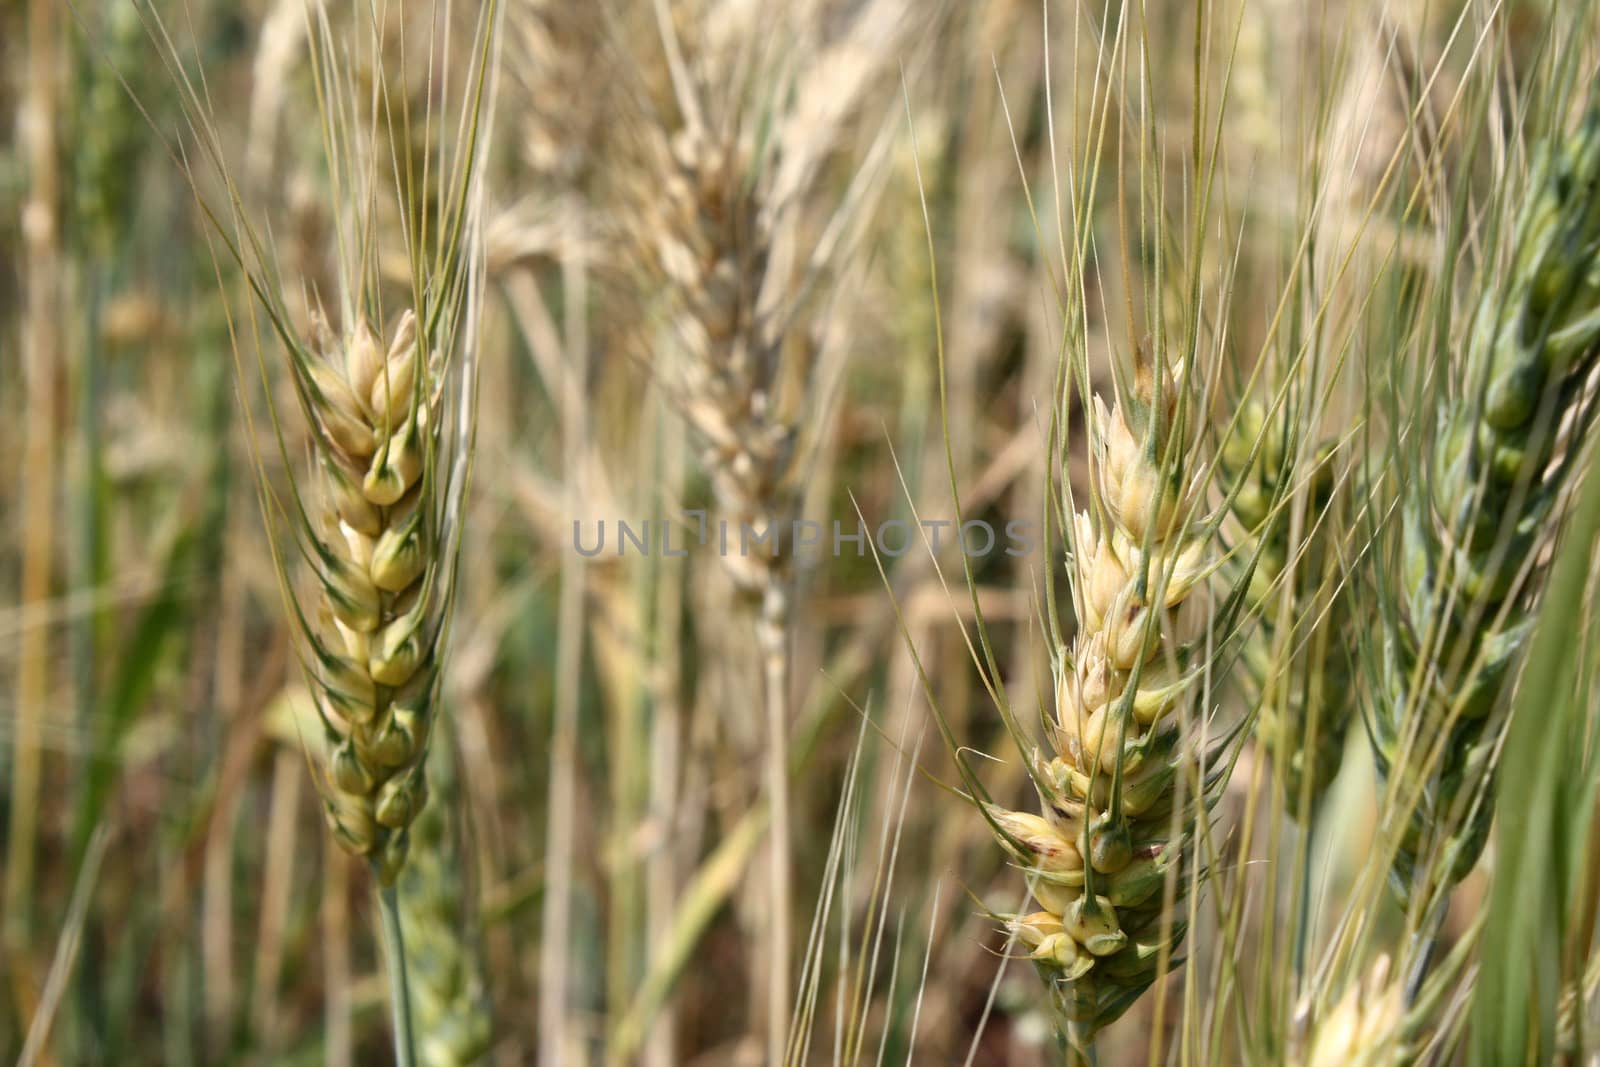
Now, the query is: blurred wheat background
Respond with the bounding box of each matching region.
[3,1,1600,1064]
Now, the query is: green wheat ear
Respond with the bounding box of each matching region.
[1221,402,1354,816]
[1374,112,1600,907]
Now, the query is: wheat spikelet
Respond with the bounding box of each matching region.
[1374,113,1600,903]
[992,349,1222,1053]
[1290,955,1408,1067]
[1221,402,1353,813]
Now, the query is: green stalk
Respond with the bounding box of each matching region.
[1064,1025,1096,1067]
[1291,826,1313,995]
[376,878,418,1067]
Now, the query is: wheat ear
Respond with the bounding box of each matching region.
[301,306,445,885]
[1291,911,1479,1067]
[642,111,805,1060]
[1374,113,1600,905]
[618,8,909,1050]
[134,3,502,1058]
[1222,402,1353,814]
[993,349,1222,1055]
[1291,955,1408,1067]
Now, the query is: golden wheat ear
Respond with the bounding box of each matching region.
[293,306,448,885]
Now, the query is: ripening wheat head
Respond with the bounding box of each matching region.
[1291,955,1412,1067]
[292,13,497,887]
[145,0,499,884]
[1372,110,1600,906]
[926,8,1287,1054]
[986,341,1243,1053]
[1292,895,1479,1067]
[301,301,454,883]
[615,0,914,599]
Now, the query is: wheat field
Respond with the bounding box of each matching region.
[3,1,1600,1064]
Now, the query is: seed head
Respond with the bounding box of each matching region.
[291,312,452,885]
[1377,114,1600,902]
[992,359,1225,1051]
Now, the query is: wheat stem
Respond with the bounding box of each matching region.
[1403,902,1447,1004]
[397,732,491,1066]
[5,0,61,997]
[325,839,352,1067]
[1066,1022,1097,1066]
[1292,831,1313,993]
[537,245,589,1067]
[376,879,419,1067]
[759,582,794,1064]
[645,411,687,1067]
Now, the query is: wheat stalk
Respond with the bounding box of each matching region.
[132,2,501,1060]
[399,732,493,1067]
[5,0,62,972]
[622,60,805,1062]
